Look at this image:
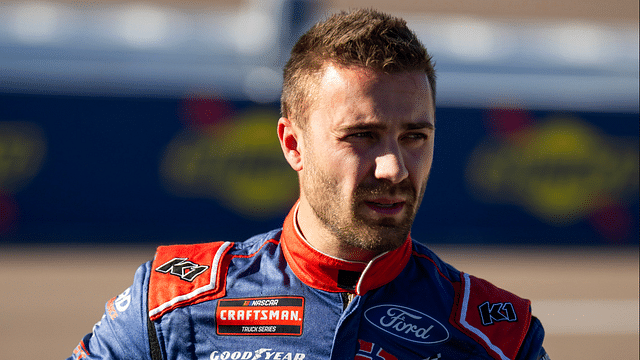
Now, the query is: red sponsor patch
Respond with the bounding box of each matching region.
[106,297,118,320]
[148,242,233,321]
[450,273,531,360]
[216,296,304,336]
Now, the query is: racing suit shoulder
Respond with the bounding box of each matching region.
[147,230,282,321]
[411,241,545,360]
[68,232,281,360]
[148,241,235,321]
[449,272,533,360]
[68,261,154,360]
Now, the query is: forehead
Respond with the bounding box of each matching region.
[310,64,435,129]
[319,64,428,94]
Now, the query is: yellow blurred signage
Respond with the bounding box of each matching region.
[466,116,638,225]
[160,109,298,218]
[0,121,47,193]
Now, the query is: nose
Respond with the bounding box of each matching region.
[374,145,409,184]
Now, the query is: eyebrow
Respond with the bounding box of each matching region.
[405,121,435,131]
[339,121,435,132]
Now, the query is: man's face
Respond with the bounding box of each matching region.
[298,64,435,254]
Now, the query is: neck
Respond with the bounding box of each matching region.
[295,199,379,262]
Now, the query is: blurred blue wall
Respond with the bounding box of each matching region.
[0,93,636,245]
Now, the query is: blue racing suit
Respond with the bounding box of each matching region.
[69,204,548,360]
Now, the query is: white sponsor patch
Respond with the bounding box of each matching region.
[210,348,306,360]
[364,304,449,344]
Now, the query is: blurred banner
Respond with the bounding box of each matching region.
[0,92,637,245]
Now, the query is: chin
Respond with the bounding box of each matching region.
[352,224,410,253]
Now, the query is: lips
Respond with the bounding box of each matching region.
[364,200,406,215]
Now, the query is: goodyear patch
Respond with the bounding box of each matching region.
[216,296,304,336]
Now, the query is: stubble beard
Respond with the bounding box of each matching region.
[302,163,428,255]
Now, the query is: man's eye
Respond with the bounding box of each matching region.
[348,132,374,139]
[404,133,428,141]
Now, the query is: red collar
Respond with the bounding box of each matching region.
[280,203,412,295]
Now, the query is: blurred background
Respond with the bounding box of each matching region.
[0,0,638,358]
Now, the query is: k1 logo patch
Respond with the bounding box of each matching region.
[478,301,517,325]
[155,257,209,282]
[216,296,305,336]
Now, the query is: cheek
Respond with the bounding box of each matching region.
[409,148,434,179]
[320,151,370,195]
[345,151,376,186]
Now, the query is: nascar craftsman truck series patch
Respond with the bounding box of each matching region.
[216,296,305,336]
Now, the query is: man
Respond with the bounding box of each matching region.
[69,9,548,360]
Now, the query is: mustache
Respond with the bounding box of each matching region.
[354,178,416,201]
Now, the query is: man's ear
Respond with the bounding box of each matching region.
[278,117,303,171]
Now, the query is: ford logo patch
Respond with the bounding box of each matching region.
[364,305,449,344]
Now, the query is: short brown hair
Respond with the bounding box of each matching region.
[281,9,436,128]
